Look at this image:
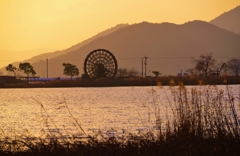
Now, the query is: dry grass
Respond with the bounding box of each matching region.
[0,83,240,155]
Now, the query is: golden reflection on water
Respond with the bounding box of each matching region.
[0,85,239,138]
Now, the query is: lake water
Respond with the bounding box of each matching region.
[0,85,239,138]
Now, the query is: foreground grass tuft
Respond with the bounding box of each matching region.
[1,84,240,155]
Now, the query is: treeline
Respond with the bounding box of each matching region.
[2,53,240,81]
[186,53,240,76]
[2,76,239,88]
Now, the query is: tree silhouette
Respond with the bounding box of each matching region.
[19,63,36,81]
[5,64,17,76]
[116,68,128,78]
[63,63,79,80]
[212,62,227,76]
[185,68,197,76]
[227,58,240,76]
[192,53,216,76]
[152,71,161,77]
[116,68,141,78]
[127,68,140,77]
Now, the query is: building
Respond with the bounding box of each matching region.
[0,76,17,84]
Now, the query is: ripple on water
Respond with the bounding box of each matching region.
[0,85,239,137]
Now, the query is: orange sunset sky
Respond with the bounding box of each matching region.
[0,0,239,68]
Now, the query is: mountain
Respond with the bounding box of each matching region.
[1,20,239,77]
[0,48,54,71]
[22,24,129,64]
[27,20,240,77]
[0,24,128,75]
[210,6,240,34]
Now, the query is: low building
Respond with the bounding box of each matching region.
[18,76,40,81]
[0,76,17,84]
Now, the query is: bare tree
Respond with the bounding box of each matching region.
[128,68,140,77]
[116,68,128,77]
[192,53,216,76]
[211,62,227,76]
[185,68,197,76]
[116,68,140,78]
[227,58,240,76]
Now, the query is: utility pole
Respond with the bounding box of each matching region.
[46,58,48,78]
[141,55,148,77]
[142,58,144,77]
[144,55,148,77]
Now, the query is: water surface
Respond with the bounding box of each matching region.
[0,85,239,137]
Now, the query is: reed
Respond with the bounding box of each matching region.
[0,83,240,155]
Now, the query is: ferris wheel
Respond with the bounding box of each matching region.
[83,49,118,79]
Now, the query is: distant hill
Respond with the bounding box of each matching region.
[0,24,128,75]
[0,48,54,72]
[27,20,240,77]
[210,6,240,34]
[23,24,129,63]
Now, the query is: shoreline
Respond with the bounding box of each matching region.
[0,76,239,88]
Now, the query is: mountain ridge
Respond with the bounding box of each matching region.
[1,5,240,77]
[27,20,240,77]
[210,6,240,34]
[20,24,129,64]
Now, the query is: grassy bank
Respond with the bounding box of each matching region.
[1,76,239,88]
[1,84,240,155]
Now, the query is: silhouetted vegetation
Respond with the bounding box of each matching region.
[62,63,79,80]
[227,58,240,76]
[5,64,17,76]
[0,76,239,88]
[187,54,240,77]
[19,62,36,81]
[0,83,240,155]
[152,71,161,77]
[188,53,216,76]
[116,68,141,78]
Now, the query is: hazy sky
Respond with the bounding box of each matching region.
[0,0,239,67]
